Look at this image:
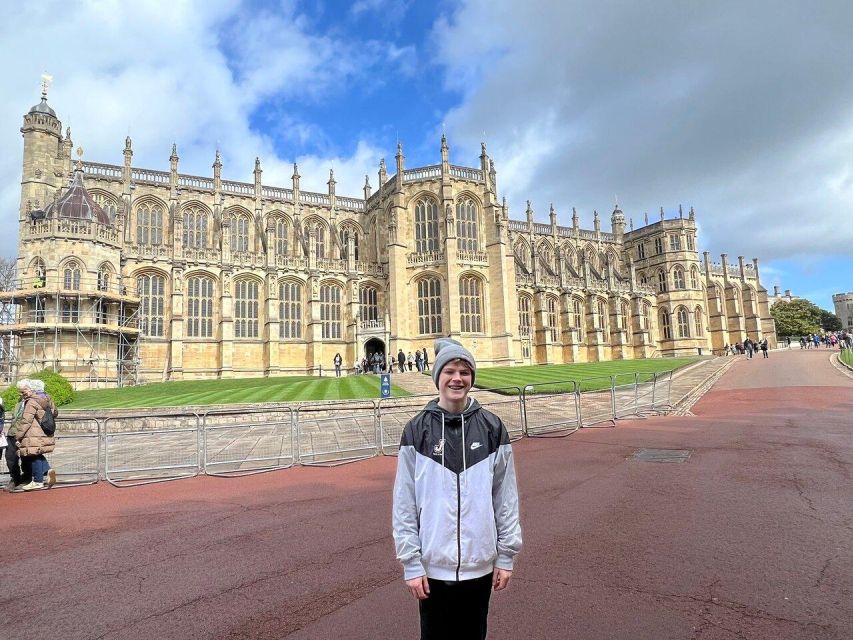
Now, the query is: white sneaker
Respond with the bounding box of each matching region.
[21,481,44,491]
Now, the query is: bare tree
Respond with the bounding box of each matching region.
[0,256,16,292]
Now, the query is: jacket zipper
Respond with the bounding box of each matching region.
[456,471,461,582]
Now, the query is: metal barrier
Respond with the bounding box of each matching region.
[202,406,295,477]
[577,376,617,427]
[52,418,101,486]
[104,413,201,487]
[378,387,525,455]
[651,370,673,411]
[633,372,657,415]
[296,400,378,466]
[522,381,580,436]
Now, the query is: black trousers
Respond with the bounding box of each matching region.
[5,436,27,484]
[419,573,493,640]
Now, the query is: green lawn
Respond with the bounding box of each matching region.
[841,349,853,368]
[67,374,409,410]
[473,357,700,393]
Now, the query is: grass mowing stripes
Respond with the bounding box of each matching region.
[841,348,853,368]
[472,358,700,394]
[67,375,410,409]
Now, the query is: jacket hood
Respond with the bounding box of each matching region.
[422,396,482,418]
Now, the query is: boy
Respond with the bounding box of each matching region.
[392,339,522,639]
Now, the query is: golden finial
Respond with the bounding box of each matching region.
[40,73,53,100]
[75,146,84,170]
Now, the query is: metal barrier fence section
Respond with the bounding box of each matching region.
[203,406,295,476]
[578,376,617,427]
[52,418,101,486]
[296,400,378,465]
[634,373,657,414]
[522,381,580,436]
[652,371,673,410]
[104,414,201,487]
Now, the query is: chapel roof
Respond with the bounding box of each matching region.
[28,97,57,118]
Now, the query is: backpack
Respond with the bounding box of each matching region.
[38,405,57,436]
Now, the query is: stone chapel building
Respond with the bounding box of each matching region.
[0,91,777,387]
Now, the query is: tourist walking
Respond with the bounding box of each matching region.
[415,349,423,372]
[407,351,415,371]
[333,352,343,377]
[392,339,522,640]
[760,338,769,358]
[422,346,429,371]
[12,379,58,491]
[398,349,406,373]
[744,338,754,359]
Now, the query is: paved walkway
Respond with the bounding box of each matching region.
[1,348,850,639]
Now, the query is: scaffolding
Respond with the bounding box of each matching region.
[0,272,141,388]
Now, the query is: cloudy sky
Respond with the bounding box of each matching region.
[1,0,851,308]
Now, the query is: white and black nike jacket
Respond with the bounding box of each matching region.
[392,397,522,582]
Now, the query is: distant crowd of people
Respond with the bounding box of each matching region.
[792,331,853,350]
[723,337,770,359]
[332,347,433,376]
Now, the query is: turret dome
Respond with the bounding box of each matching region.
[44,167,111,225]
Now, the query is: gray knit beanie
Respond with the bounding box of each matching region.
[432,338,476,388]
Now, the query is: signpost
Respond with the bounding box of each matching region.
[380,373,391,399]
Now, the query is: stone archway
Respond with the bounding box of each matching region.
[364,337,386,373]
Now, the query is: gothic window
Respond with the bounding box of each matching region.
[279,281,302,339]
[676,307,690,338]
[182,207,208,249]
[136,273,165,337]
[694,306,704,336]
[572,298,585,340]
[234,279,259,339]
[63,261,81,290]
[234,216,250,253]
[341,227,360,261]
[136,204,163,246]
[654,237,663,255]
[660,310,672,340]
[95,299,107,324]
[187,275,214,338]
[417,277,442,334]
[518,295,532,337]
[673,266,686,290]
[547,296,558,342]
[31,258,46,288]
[92,193,117,224]
[514,238,531,272]
[637,242,646,260]
[456,198,479,251]
[459,275,483,333]
[669,235,682,251]
[415,199,440,253]
[540,244,553,271]
[97,266,111,292]
[620,301,629,330]
[598,299,609,339]
[687,234,695,250]
[61,299,79,323]
[275,219,289,256]
[638,271,647,286]
[658,270,668,293]
[730,287,741,314]
[360,285,378,322]
[320,283,342,339]
[305,221,326,259]
[690,266,699,289]
[642,301,651,330]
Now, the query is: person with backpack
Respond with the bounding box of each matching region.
[13,378,57,491]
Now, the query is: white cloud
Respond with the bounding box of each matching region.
[430,0,853,264]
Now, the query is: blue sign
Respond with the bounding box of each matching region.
[380,373,391,399]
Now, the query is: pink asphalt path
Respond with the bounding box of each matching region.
[1,348,851,639]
